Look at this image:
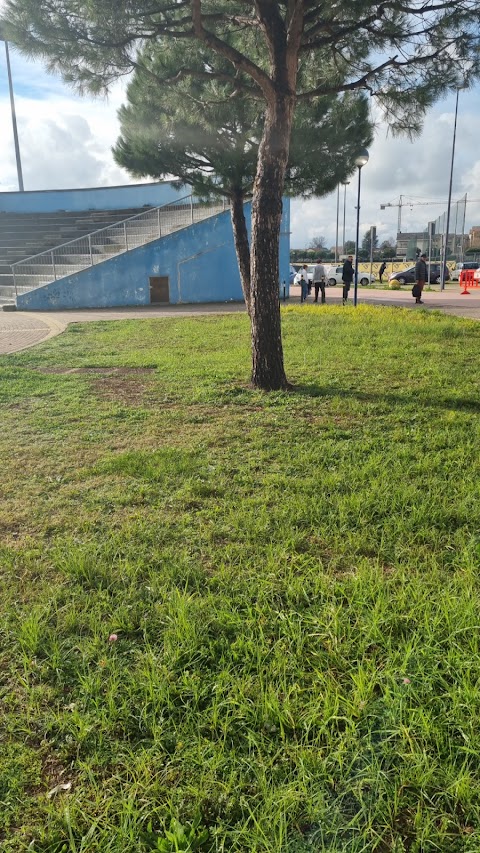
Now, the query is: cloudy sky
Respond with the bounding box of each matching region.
[1,36,480,250]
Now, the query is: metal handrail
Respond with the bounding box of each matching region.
[10,194,229,297]
[10,193,197,269]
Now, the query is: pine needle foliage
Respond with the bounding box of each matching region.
[112,41,373,203]
[3,1,479,388]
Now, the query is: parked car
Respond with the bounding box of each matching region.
[324,265,376,286]
[388,264,450,285]
[450,262,479,281]
[293,265,315,285]
[289,264,296,285]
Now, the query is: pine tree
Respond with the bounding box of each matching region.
[3,1,479,388]
[112,42,373,314]
[380,238,397,258]
[362,228,379,255]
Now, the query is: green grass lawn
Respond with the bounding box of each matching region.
[2,304,480,852]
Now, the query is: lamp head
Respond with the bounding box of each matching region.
[354,149,369,168]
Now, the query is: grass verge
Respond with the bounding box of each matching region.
[1,304,480,852]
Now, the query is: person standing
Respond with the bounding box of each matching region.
[378,261,386,283]
[313,257,326,303]
[414,253,427,304]
[299,264,309,303]
[342,255,354,304]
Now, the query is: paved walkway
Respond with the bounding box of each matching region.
[1,287,480,355]
[0,312,65,354]
[0,303,245,355]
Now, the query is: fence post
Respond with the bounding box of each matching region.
[51,251,57,281]
[190,196,194,225]
[124,222,128,251]
[12,265,18,298]
[88,234,93,266]
[157,208,161,238]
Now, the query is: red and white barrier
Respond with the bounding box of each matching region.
[459,270,479,295]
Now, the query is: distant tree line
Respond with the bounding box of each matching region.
[291,235,396,263]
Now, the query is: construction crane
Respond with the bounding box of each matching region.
[380,194,480,234]
[380,196,452,234]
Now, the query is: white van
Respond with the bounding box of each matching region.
[450,262,479,282]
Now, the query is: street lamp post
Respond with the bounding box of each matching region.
[354,149,369,306]
[341,181,350,254]
[440,87,463,291]
[335,184,340,263]
[1,37,24,192]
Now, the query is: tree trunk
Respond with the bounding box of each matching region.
[249,96,294,390]
[230,188,251,316]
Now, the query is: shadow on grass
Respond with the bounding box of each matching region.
[292,382,480,413]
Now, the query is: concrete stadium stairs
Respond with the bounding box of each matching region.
[0,197,227,308]
[0,207,153,307]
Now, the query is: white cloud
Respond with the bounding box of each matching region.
[0,48,135,192]
[1,40,480,249]
[0,87,135,191]
[291,100,480,249]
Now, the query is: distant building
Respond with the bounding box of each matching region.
[395,232,428,258]
[396,231,465,260]
[469,226,480,250]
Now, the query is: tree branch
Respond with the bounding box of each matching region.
[191,0,274,98]
[297,41,460,99]
[132,58,262,98]
[301,0,470,50]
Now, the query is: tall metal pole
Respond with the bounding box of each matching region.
[428,222,433,281]
[354,167,362,307]
[342,181,349,254]
[453,200,459,259]
[3,39,24,192]
[460,193,467,263]
[335,184,340,263]
[353,150,369,306]
[369,225,374,282]
[441,87,461,291]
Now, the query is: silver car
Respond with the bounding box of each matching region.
[325,265,375,286]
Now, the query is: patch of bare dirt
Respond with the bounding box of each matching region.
[35,366,157,405]
[35,366,155,375]
[91,371,156,405]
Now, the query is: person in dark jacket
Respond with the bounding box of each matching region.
[342,256,354,303]
[378,261,387,283]
[414,253,427,303]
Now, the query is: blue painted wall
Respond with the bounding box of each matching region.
[279,199,290,297]
[17,200,291,310]
[0,182,183,214]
